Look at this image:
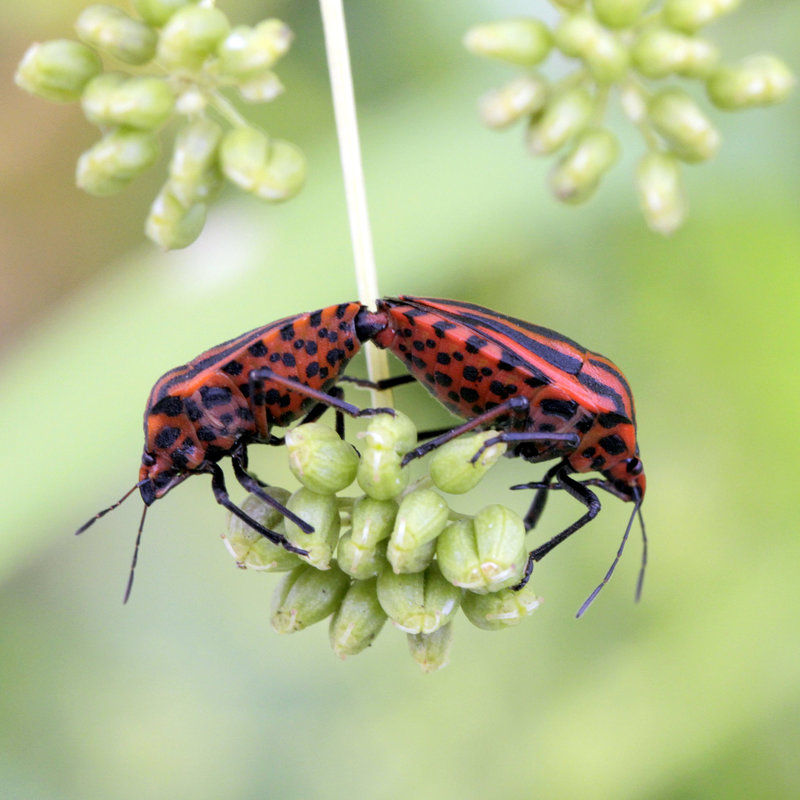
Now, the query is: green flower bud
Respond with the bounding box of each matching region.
[548,127,620,204]
[377,562,461,634]
[237,70,284,104]
[81,73,174,130]
[285,423,359,495]
[281,487,340,569]
[549,0,585,10]
[407,623,453,673]
[632,29,719,79]
[479,74,549,130]
[218,20,293,78]
[462,582,542,631]
[157,5,230,70]
[356,448,409,500]
[387,489,450,573]
[168,118,223,206]
[526,87,594,156]
[436,506,526,593]
[463,19,552,67]
[707,55,795,110]
[554,13,629,83]
[591,0,652,29]
[329,577,387,657]
[663,0,741,32]
[220,127,306,201]
[429,431,506,494]
[359,411,416,455]
[271,562,350,634]
[15,40,102,103]
[223,488,300,571]
[635,152,686,235]
[75,5,157,65]
[133,0,199,27]
[648,88,720,162]
[337,532,389,580]
[76,129,159,196]
[350,496,398,548]
[145,183,206,249]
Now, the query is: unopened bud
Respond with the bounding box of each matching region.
[271,562,350,634]
[663,0,741,32]
[479,75,548,130]
[15,40,102,103]
[218,20,293,78]
[220,127,306,201]
[387,489,449,572]
[436,506,526,593]
[377,562,461,634]
[549,0,584,10]
[707,55,795,110]
[429,431,506,494]
[549,127,619,204]
[407,623,453,673]
[169,117,223,206]
[357,448,409,500]
[145,183,206,249]
[636,152,686,235]
[648,88,720,162]
[526,87,593,155]
[81,73,174,130]
[133,0,200,27]
[463,19,552,67]
[223,488,299,570]
[337,532,389,580]
[75,5,157,65]
[76,129,159,196]
[591,0,652,29]
[554,14,629,83]
[359,411,416,455]
[281,487,340,569]
[238,71,284,103]
[350,496,398,548]
[157,5,230,70]
[462,582,542,631]
[329,577,387,657]
[632,29,719,79]
[285,423,359,495]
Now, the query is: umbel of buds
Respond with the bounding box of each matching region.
[464,0,794,234]
[14,1,305,249]
[221,412,543,673]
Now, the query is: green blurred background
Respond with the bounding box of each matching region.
[2,1,799,798]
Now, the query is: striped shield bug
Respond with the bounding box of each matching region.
[77,302,391,601]
[360,296,647,616]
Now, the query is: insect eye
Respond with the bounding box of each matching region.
[142,452,156,467]
[626,457,642,474]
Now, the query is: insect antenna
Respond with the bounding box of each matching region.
[575,489,645,619]
[123,505,148,604]
[75,481,145,535]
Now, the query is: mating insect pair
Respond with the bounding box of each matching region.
[78,296,647,613]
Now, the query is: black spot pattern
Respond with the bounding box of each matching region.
[150,395,183,417]
[155,426,181,449]
[200,386,232,408]
[248,341,268,358]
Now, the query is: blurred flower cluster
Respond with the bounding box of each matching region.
[15,0,304,249]
[465,0,794,233]
[222,413,542,673]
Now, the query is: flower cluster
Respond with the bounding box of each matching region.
[464,0,794,234]
[14,1,304,249]
[222,413,542,673]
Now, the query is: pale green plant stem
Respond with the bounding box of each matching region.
[319,0,393,408]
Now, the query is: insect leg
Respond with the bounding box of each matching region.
[470,431,580,464]
[400,396,531,466]
[229,452,314,534]
[337,374,417,391]
[205,463,308,555]
[510,461,565,531]
[514,467,601,589]
[249,368,394,420]
[266,386,348,445]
